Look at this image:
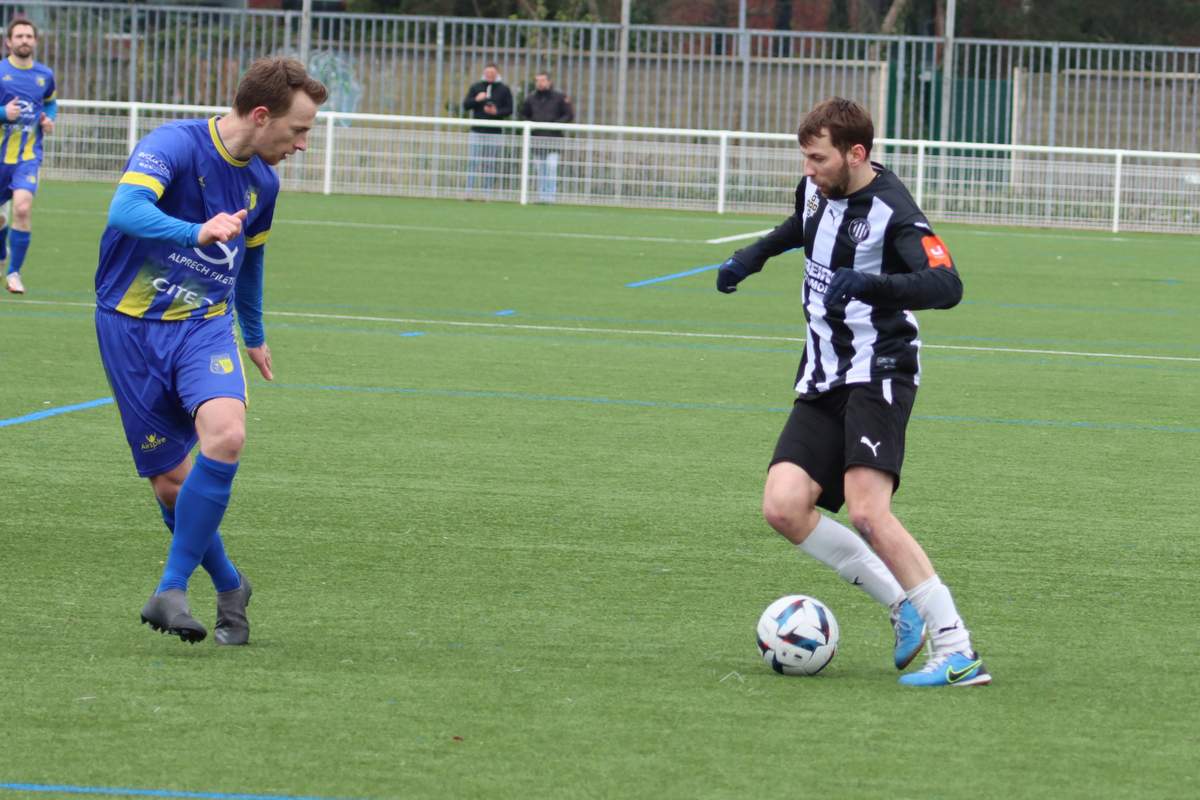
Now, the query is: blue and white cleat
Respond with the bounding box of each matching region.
[898,650,991,687]
[891,599,926,670]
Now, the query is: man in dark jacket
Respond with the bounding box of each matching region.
[462,64,513,196]
[518,72,574,203]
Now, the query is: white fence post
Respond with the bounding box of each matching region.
[915,141,926,208]
[127,103,139,155]
[1111,151,1123,233]
[322,114,335,196]
[717,133,728,214]
[519,124,531,206]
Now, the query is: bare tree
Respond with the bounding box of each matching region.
[881,0,912,34]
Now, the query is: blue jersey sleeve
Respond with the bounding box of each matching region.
[42,70,56,117]
[107,183,201,247]
[234,246,266,347]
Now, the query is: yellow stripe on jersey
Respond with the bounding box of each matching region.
[114,269,159,318]
[203,301,229,319]
[208,117,248,168]
[245,230,270,248]
[3,128,22,164]
[21,130,35,161]
[119,172,166,199]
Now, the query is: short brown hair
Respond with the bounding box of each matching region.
[7,18,36,40]
[233,57,328,118]
[798,97,873,156]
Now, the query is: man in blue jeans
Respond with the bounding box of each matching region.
[519,71,574,203]
[462,63,513,196]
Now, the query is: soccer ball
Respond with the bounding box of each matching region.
[756,594,840,675]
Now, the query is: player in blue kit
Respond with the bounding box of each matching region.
[94,57,327,644]
[0,18,56,295]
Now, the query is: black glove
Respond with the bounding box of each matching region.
[824,268,875,306]
[716,257,750,294]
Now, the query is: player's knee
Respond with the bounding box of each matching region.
[13,200,32,223]
[846,502,889,544]
[762,488,814,539]
[152,481,180,509]
[204,421,246,460]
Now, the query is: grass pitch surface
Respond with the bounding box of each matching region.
[1,182,1197,799]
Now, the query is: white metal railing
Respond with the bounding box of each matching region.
[50,100,1200,234]
[11,1,1200,151]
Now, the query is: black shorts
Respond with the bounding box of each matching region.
[769,378,917,512]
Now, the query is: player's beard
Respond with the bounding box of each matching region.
[13,44,32,58]
[820,162,852,199]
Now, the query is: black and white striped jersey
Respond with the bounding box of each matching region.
[732,163,962,398]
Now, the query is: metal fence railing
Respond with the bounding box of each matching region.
[5,2,1200,153]
[51,100,1200,234]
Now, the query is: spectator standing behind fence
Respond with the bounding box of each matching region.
[462,63,512,197]
[519,72,574,204]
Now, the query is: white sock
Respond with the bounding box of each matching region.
[799,515,905,608]
[906,575,973,655]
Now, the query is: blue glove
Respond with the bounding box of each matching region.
[824,268,874,306]
[716,257,750,294]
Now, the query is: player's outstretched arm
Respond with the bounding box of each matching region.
[715,214,805,294]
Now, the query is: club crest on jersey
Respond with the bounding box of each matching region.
[36,77,45,86]
[210,354,236,375]
[848,218,871,243]
[246,187,258,210]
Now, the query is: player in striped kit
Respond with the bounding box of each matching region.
[717,97,990,687]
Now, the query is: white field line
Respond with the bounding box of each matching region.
[16,299,1198,363]
[705,229,774,244]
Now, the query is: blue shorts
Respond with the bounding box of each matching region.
[95,308,247,477]
[0,160,40,203]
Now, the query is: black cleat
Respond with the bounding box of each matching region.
[215,572,252,646]
[141,589,207,643]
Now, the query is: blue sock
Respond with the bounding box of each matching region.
[8,229,29,274]
[155,453,238,594]
[157,499,240,593]
[0,226,8,261]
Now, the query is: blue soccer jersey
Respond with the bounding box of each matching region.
[0,56,55,164]
[95,117,278,321]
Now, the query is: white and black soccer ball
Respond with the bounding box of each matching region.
[756,594,840,675]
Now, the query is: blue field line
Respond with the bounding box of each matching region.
[625,263,722,288]
[271,383,1200,434]
[0,784,360,800]
[493,309,516,316]
[0,398,113,428]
